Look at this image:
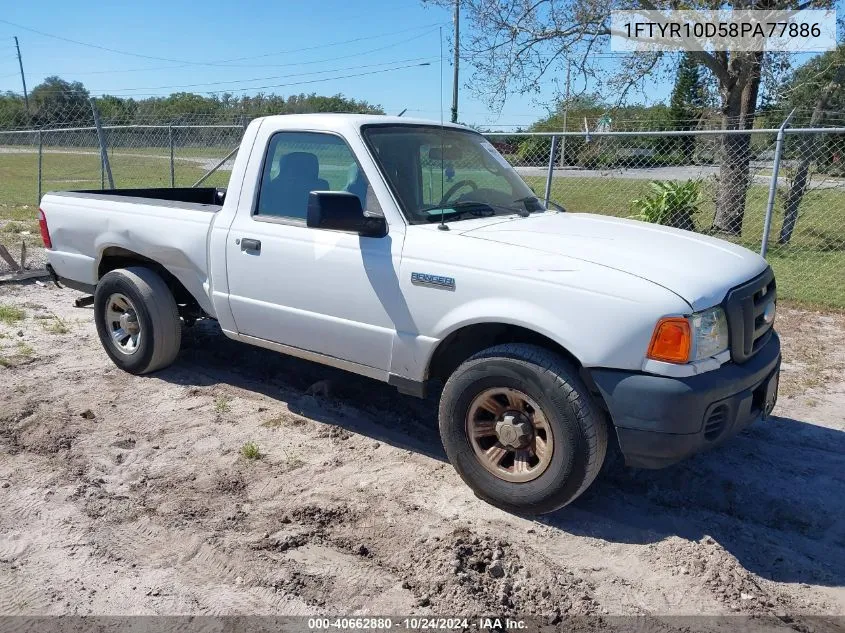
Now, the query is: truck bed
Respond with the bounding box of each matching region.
[66,187,225,209]
[41,189,221,317]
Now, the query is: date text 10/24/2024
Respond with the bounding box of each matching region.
[308,617,529,630]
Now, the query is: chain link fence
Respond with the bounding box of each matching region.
[0,123,243,204]
[0,102,842,308]
[489,127,845,309]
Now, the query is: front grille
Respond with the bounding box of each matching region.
[704,404,728,440]
[723,267,776,363]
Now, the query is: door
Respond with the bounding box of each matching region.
[224,131,405,373]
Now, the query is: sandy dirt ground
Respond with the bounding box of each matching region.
[0,281,844,626]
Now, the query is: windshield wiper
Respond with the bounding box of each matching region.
[421,201,498,222]
[517,194,566,213]
[512,195,548,216]
[421,198,546,224]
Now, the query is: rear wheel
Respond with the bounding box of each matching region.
[438,343,607,514]
[94,267,181,374]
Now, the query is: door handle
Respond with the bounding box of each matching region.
[240,238,261,253]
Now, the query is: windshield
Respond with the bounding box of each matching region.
[362,125,545,224]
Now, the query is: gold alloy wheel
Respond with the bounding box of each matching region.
[465,387,554,483]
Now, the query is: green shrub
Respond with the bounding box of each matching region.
[576,140,620,169]
[517,136,553,166]
[240,441,261,460]
[629,180,702,231]
[0,305,25,325]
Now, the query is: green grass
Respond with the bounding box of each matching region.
[0,205,38,222]
[0,305,25,325]
[525,175,845,310]
[768,250,845,310]
[0,341,34,368]
[261,416,286,429]
[39,315,70,335]
[213,395,232,414]
[0,205,40,245]
[0,146,841,309]
[240,441,261,460]
[0,147,231,205]
[2,222,26,234]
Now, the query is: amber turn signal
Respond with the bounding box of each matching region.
[647,317,691,364]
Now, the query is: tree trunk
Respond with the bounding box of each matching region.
[778,64,844,245]
[711,55,762,236]
[681,132,695,163]
[777,137,813,245]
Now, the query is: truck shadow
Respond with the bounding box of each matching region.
[553,415,845,589]
[161,320,448,461]
[158,320,845,589]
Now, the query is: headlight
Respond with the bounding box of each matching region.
[690,306,729,361]
[648,307,729,364]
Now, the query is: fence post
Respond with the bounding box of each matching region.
[544,135,559,207]
[169,125,175,188]
[193,145,240,188]
[36,130,42,205]
[761,109,795,257]
[89,97,115,189]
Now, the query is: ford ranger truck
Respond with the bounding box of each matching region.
[38,114,781,514]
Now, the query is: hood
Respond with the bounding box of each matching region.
[454,212,768,311]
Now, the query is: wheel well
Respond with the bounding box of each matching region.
[428,323,581,381]
[427,322,609,412]
[97,248,197,309]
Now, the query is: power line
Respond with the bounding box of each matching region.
[3,27,442,85]
[5,61,433,98]
[133,62,433,96]
[86,57,439,94]
[192,22,447,65]
[0,18,446,69]
[0,18,209,65]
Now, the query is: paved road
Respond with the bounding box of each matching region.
[514,164,845,190]
[3,146,842,191]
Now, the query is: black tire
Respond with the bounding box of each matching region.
[438,343,607,514]
[94,267,182,375]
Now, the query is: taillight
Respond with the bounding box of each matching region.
[38,208,52,249]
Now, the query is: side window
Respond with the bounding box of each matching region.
[255,132,381,220]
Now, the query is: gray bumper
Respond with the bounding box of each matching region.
[590,332,781,469]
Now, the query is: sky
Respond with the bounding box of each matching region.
[0,1,837,129]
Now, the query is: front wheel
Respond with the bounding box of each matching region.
[94,267,182,375]
[438,343,607,514]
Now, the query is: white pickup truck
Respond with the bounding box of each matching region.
[39,114,781,513]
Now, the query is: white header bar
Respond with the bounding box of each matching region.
[610,9,837,52]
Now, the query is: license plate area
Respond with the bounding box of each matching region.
[754,368,780,420]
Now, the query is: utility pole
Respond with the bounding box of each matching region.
[560,60,571,166]
[14,36,30,112]
[450,0,460,124]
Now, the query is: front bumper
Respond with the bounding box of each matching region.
[590,332,781,469]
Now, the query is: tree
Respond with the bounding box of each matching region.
[434,0,837,235]
[0,82,385,131]
[0,91,29,129]
[669,53,707,161]
[521,97,680,166]
[774,45,845,245]
[29,76,91,126]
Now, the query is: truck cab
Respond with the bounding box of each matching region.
[40,114,781,514]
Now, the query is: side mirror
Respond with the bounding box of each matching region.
[306,191,387,238]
